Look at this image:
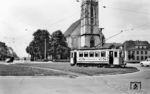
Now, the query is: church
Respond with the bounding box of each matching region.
[64,0,105,50]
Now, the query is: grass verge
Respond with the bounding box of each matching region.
[0,64,68,76]
[16,63,139,76]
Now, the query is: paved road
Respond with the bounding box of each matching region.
[0,63,150,94]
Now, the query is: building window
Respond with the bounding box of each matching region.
[137,51,139,54]
[79,52,83,57]
[84,52,88,57]
[128,55,130,60]
[145,51,148,55]
[89,52,94,57]
[133,56,135,60]
[145,56,147,60]
[135,46,138,49]
[141,51,143,54]
[128,51,132,60]
[141,56,143,60]
[132,51,135,54]
[137,56,139,60]
[101,51,106,57]
[128,51,131,54]
[90,37,95,47]
[143,46,147,49]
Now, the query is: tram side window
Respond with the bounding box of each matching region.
[79,52,83,57]
[84,52,89,57]
[114,52,118,57]
[90,52,94,57]
[101,51,106,57]
[95,52,99,57]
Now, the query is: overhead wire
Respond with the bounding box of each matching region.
[46,1,150,41]
[48,10,79,28]
[99,3,150,41]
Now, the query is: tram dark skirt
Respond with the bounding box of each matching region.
[75,63,127,68]
[76,63,109,67]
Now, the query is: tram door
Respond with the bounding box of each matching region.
[74,52,77,65]
[109,51,114,65]
[113,51,119,65]
[71,51,77,66]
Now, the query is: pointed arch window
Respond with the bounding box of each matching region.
[90,37,95,47]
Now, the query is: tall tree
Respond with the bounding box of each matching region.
[0,42,8,60]
[26,29,50,61]
[49,30,70,60]
[0,42,18,61]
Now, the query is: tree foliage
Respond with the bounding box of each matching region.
[0,42,18,61]
[26,29,70,61]
[49,30,70,59]
[0,43,8,60]
[26,29,50,61]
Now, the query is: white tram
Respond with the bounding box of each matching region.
[70,49,126,67]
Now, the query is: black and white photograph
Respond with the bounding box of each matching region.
[0,0,150,94]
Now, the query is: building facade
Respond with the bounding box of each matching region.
[64,0,105,50]
[123,40,150,63]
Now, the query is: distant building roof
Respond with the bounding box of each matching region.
[123,40,150,50]
[64,19,81,37]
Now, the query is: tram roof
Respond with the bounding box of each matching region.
[72,48,121,51]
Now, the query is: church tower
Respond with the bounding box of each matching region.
[80,0,102,48]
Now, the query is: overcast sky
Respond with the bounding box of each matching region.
[0,0,150,57]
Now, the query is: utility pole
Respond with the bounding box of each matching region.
[44,38,47,61]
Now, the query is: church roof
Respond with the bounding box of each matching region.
[64,19,81,37]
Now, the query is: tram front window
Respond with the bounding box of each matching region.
[114,52,118,57]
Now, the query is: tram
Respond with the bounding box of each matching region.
[70,48,126,67]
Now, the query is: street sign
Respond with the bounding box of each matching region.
[130,82,142,90]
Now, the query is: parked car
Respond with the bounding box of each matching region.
[140,58,150,67]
